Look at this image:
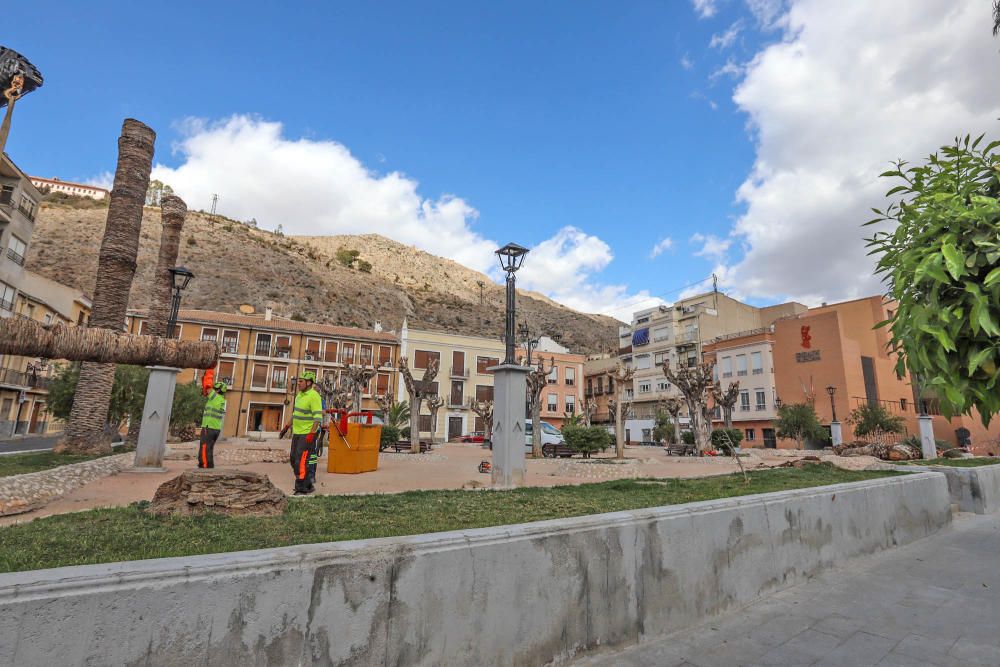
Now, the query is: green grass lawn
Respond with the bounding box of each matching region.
[896,457,1000,468]
[0,451,114,478]
[0,464,902,573]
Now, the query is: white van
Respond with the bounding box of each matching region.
[524,420,563,450]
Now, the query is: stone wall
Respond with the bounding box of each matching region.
[0,453,131,516]
[0,472,950,666]
[932,463,1000,514]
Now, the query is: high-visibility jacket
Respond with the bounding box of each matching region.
[292,387,323,435]
[201,390,227,431]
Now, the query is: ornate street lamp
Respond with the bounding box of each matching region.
[496,243,529,365]
[0,47,44,154]
[518,320,540,367]
[774,396,783,410]
[166,266,194,338]
[825,385,837,422]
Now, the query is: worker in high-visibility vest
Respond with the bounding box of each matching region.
[198,382,228,469]
[282,371,323,494]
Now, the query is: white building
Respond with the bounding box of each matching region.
[29,176,109,201]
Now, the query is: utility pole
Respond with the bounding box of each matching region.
[476,280,485,307]
[210,193,218,215]
[712,273,718,310]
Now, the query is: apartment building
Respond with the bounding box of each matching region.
[773,296,1000,452]
[126,308,399,438]
[0,271,92,436]
[0,152,42,320]
[398,321,505,441]
[703,328,778,448]
[583,354,618,426]
[29,176,109,200]
[526,337,586,431]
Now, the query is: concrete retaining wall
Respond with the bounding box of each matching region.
[932,463,1000,514]
[0,472,950,667]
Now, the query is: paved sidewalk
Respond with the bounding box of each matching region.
[576,513,1000,666]
[0,434,61,455]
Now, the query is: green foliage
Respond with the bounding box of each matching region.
[775,403,829,447]
[384,401,411,428]
[652,411,675,443]
[356,260,373,273]
[46,363,81,422]
[846,403,905,437]
[681,430,696,445]
[710,428,744,454]
[291,313,307,322]
[866,135,1000,425]
[145,179,174,206]
[379,424,401,450]
[563,412,585,427]
[169,382,207,437]
[562,424,612,458]
[335,247,361,268]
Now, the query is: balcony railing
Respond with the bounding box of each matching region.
[0,368,29,387]
[755,404,766,411]
[752,368,763,375]
[221,343,239,354]
[0,297,13,312]
[737,370,748,376]
[450,366,469,378]
[6,248,24,266]
[722,371,732,378]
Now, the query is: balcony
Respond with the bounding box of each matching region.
[0,297,13,313]
[737,370,748,377]
[6,248,24,266]
[752,368,763,375]
[755,404,766,411]
[0,368,29,387]
[722,372,733,378]
[220,343,239,354]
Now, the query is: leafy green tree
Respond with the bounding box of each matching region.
[681,430,696,445]
[169,382,207,437]
[383,400,410,428]
[379,424,401,450]
[775,403,829,449]
[652,410,675,444]
[846,403,904,438]
[562,424,612,458]
[356,260,373,273]
[49,364,149,434]
[710,428,744,455]
[866,135,1000,425]
[335,247,361,268]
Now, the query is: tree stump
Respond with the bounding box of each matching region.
[148,470,287,517]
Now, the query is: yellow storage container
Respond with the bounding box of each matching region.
[328,422,381,474]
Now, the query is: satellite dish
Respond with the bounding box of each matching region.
[238,304,255,314]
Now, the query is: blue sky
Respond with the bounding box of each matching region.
[5,1,998,319]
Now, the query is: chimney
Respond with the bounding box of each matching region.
[264,307,273,321]
[373,320,383,333]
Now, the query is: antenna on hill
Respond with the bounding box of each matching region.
[712,273,719,310]
[210,193,219,215]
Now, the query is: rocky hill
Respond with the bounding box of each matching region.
[25,201,620,354]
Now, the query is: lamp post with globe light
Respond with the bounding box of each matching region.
[826,385,842,446]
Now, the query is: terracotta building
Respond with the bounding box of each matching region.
[583,355,618,427]
[772,296,1000,452]
[525,337,586,431]
[703,328,779,448]
[126,309,399,438]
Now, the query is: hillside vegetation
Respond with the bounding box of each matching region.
[26,201,619,354]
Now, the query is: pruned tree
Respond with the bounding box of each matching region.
[584,399,597,426]
[344,364,377,413]
[59,119,156,455]
[658,396,684,445]
[470,398,494,444]
[426,394,444,443]
[611,363,635,458]
[398,355,439,452]
[712,380,740,430]
[525,356,554,458]
[374,391,395,415]
[664,362,715,454]
[316,373,352,412]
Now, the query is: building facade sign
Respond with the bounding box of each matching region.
[795,350,821,363]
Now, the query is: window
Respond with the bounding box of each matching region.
[324,340,338,363]
[43,313,53,325]
[378,345,393,366]
[6,236,26,266]
[654,352,668,367]
[639,382,651,394]
[635,316,650,324]
[474,417,485,432]
[341,342,356,365]
[18,194,37,221]
[304,339,321,361]
[721,356,733,378]
[271,365,288,390]
[608,377,615,393]
[565,395,575,414]
[751,351,763,375]
[477,356,499,374]
[359,344,373,366]
[200,328,218,343]
[274,335,292,358]
[419,414,433,433]
[547,366,558,384]
[635,355,652,370]
[1,397,12,420]
[900,398,908,412]
[565,367,575,386]
[0,281,14,312]
[77,311,86,325]
[170,324,183,340]
[415,349,440,370]
[657,381,670,392]
[0,184,12,204]
[136,320,148,335]
[596,377,604,394]
[755,389,766,411]
[736,355,748,376]
[652,326,670,342]
[376,373,390,394]
[740,390,750,411]
[586,378,593,396]
[450,381,464,406]
[221,330,239,354]
[217,361,235,386]
[251,364,269,389]
[745,428,756,442]
[547,394,557,412]
[476,385,494,402]
[254,333,272,357]
[686,351,697,367]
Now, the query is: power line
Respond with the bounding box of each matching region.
[210,193,218,215]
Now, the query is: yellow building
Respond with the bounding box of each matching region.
[0,271,92,437]
[126,308,399,438]
[398,320,505,441]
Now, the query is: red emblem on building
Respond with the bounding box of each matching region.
[801,325,812,349]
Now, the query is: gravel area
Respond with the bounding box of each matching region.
[0,453,133,516]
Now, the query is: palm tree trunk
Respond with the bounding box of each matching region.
[58,119,155,454]
[145,196,186,337]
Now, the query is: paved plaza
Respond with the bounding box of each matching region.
[576,512,1000,667]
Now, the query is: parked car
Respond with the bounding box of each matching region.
[460,431,485,443]
[525,420,563,451]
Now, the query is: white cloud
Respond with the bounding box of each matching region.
[86,172,113,190]
[745,0,788,28]
[692,0,718,19]
[710,58,746,81]
[148,115,648,317]
[680,54,694,70]
[714,0,1000,305]
[710,21,744,49]
[650,237,674,258]
[691,233,732,261]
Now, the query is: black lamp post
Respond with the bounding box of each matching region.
[826,385,837,422]
[0,47,44,154]
[496,243,529,365]
[774,396,783,410]
[518,321,540,367]
[166,266,194,338]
